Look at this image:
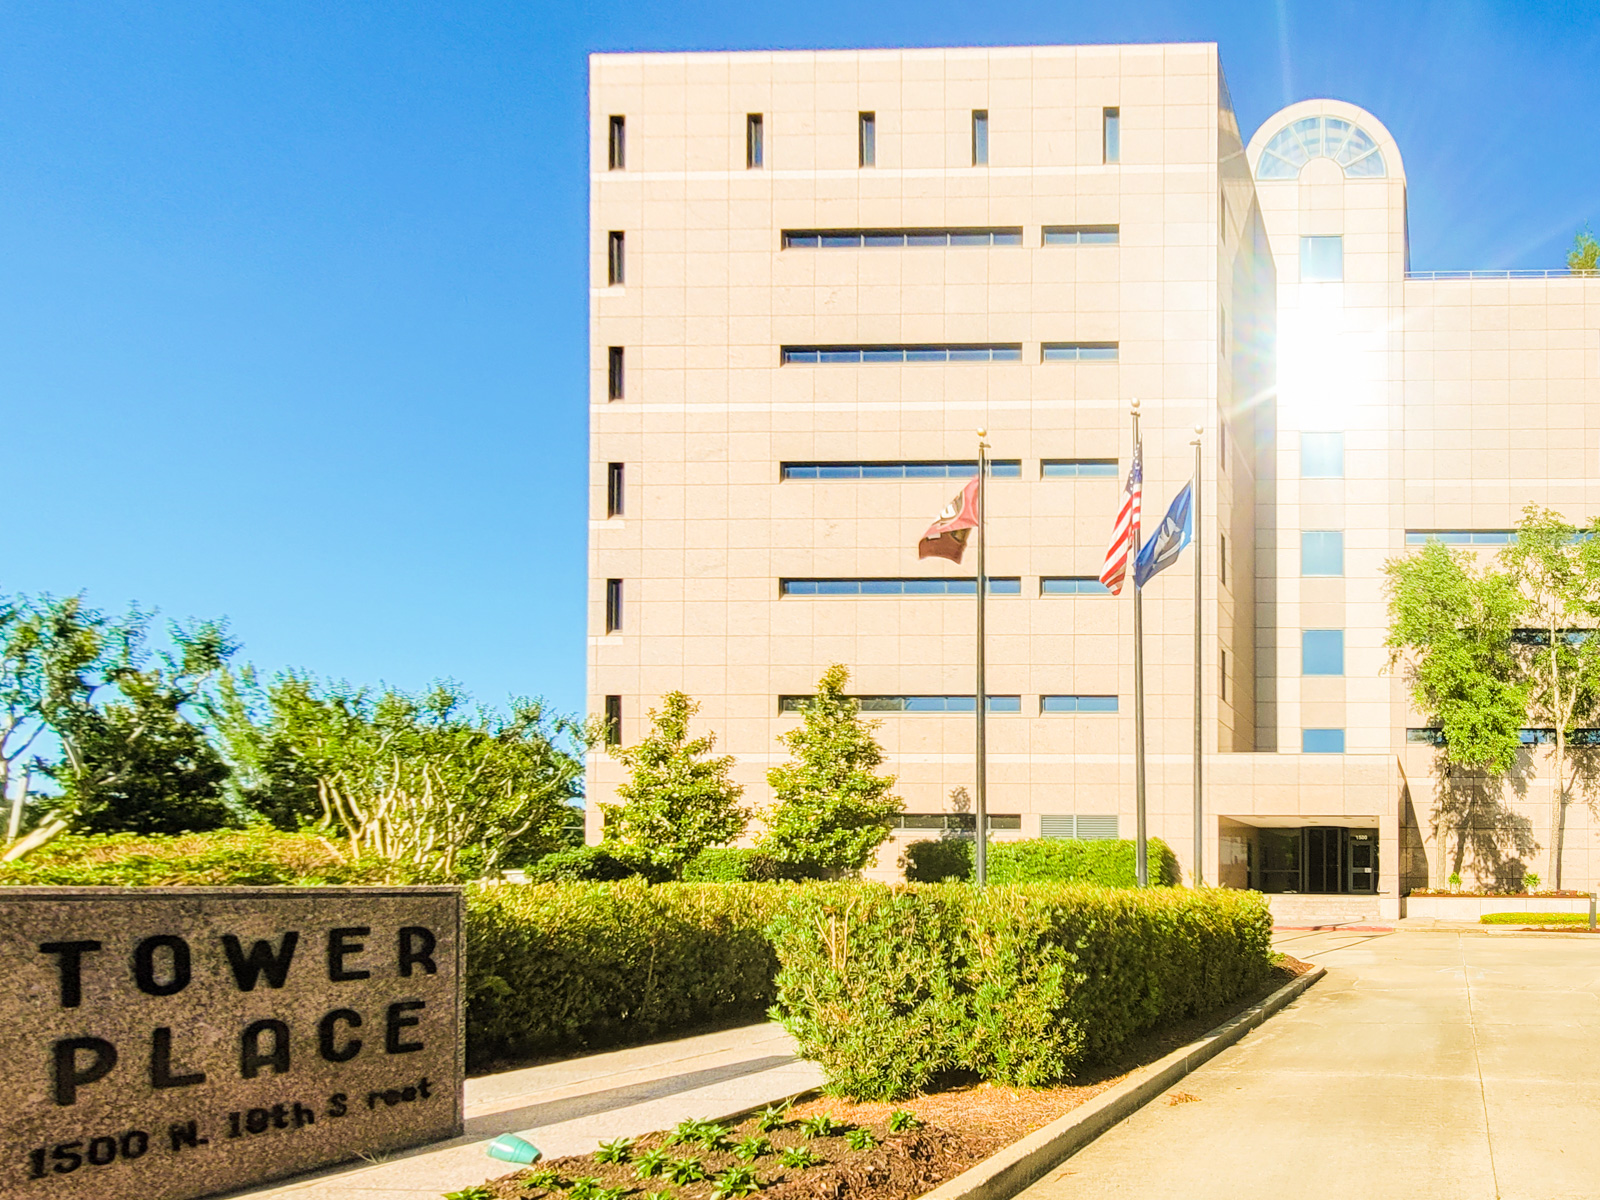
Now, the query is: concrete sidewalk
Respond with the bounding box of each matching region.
[1019,928,1600,1200]
[223,1022,822,1200]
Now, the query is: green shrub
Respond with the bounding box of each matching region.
[0,829,396,887]
[1480,910,1592,925]
[987,838,1179,887]
[901,838,973,882]
[464,881,789,1066]
[767,882,1271,1099]
[526,844,667,883]
[681,847,826,882]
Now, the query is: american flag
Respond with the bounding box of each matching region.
[1098,441,1143,595]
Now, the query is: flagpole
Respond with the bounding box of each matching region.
[1131,401,1148,889]
[975,428,989,888]
[1192,424,1204,887]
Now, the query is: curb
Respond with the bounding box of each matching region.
[918,965,1326,1200]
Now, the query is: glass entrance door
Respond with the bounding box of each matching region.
[1348,830,1377,893]
[1303,827,1344,893]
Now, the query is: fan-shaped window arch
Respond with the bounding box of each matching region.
[1256,115,1386,180]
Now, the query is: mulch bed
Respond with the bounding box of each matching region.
[462,958,1312,1200]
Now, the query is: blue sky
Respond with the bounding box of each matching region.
[4,1,1597,721]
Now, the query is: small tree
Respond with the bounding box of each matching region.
[603,691,747,876]
[1500,506,1600,890]
[1570,228,1600,275]
[760,664,901,873]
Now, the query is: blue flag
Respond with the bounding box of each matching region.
[1133,479,1193,587]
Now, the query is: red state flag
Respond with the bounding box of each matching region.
[919,477,981,563]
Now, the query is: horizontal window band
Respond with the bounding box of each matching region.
[1040,695,1120,713]
[1041,459,1119,477]
[1040,577,1111,595]
[1042,225,1119,245]
[783,227,1023,248]
[781,344,1023,364]
[1040,814,1120,839]
[782,460,1022,480]
[1410,727,1600,747]
[781,578,1021,596]
[780,695,1021,714]
[1042,342,1119,361]
[1405,530,1515,545]
[895,813,1022,831]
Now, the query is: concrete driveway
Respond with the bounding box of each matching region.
[1021,929,1600,1200]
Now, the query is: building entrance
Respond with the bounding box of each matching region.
[1257,826,1378,894]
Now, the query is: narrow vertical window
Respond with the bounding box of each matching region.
[1103,107,1120,164]
[1220,532,1228,587]
[1221,648,1229,702]
[607,231,625,285]
[606,462,624,518]
[605,579,623,634]
[859,112,876,167]
[607,346,624,400]
[604,695,622,746]
[608,115,625,170]
[746,113,764,168]
[971,110,988,165]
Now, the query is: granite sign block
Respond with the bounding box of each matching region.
[0,886,464,1200]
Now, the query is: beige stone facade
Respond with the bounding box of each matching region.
[586,46,1600,914]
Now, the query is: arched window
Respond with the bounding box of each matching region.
[1256,115,1386,180]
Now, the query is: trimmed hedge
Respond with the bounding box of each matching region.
[465,881,791,1067]
[899,837,1179,886]
[525,844,666,883]
[680,847,828,882]
[0,829,396,886]
[901,838,974,882]
[766,883,1272,1099]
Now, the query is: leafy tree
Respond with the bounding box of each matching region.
[603,691,747,876]
[214,674,591,880]
[0,593,109,849]
[1500,505,1600,889]
[1384,539,1528,779]
[1570,227,1600,275]
[760,664,901,872]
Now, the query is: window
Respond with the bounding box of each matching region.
[608,115,625,169]
[607,231,624,285]
[1042,225,1119,245]
[1103,107,1120,164]
[784,695,1020,714]
[1221,648,1229,702]
[1041,459,1118,478]
[893,812,1020,831]
[783,227,1022,248]
[1256,115,1386,180]
[971,109,988,165]
[859,112,875,167]
[608,346,624,400]
[1302,728,1346,754]
[603,695,621,746]
[746,113,763,168]
[781,460,1021,479]
[781,578,1021,596]
[1042,342,1118,362]
[1040,577,1111,595]
[1302,629,1345,676]
[606,462,624,518]
[1041,695,1119,713]
[1407,728,1446,745]
[1405,530,1515,545]
[1040,814,1118,840]
[604,579,623,633]
[1302,531,1344,576]
[1220,532,1228,586]
[1300,235,1344,282]
[1300,431,1344,478]
[781,344,1022,364]
[1219,420,1230,471]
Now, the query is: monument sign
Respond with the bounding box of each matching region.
[0,886,464,1200]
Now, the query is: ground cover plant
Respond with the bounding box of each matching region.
[455,1105,977,1200]
[766,882,1272,1099]
[1480,911,1596,925]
